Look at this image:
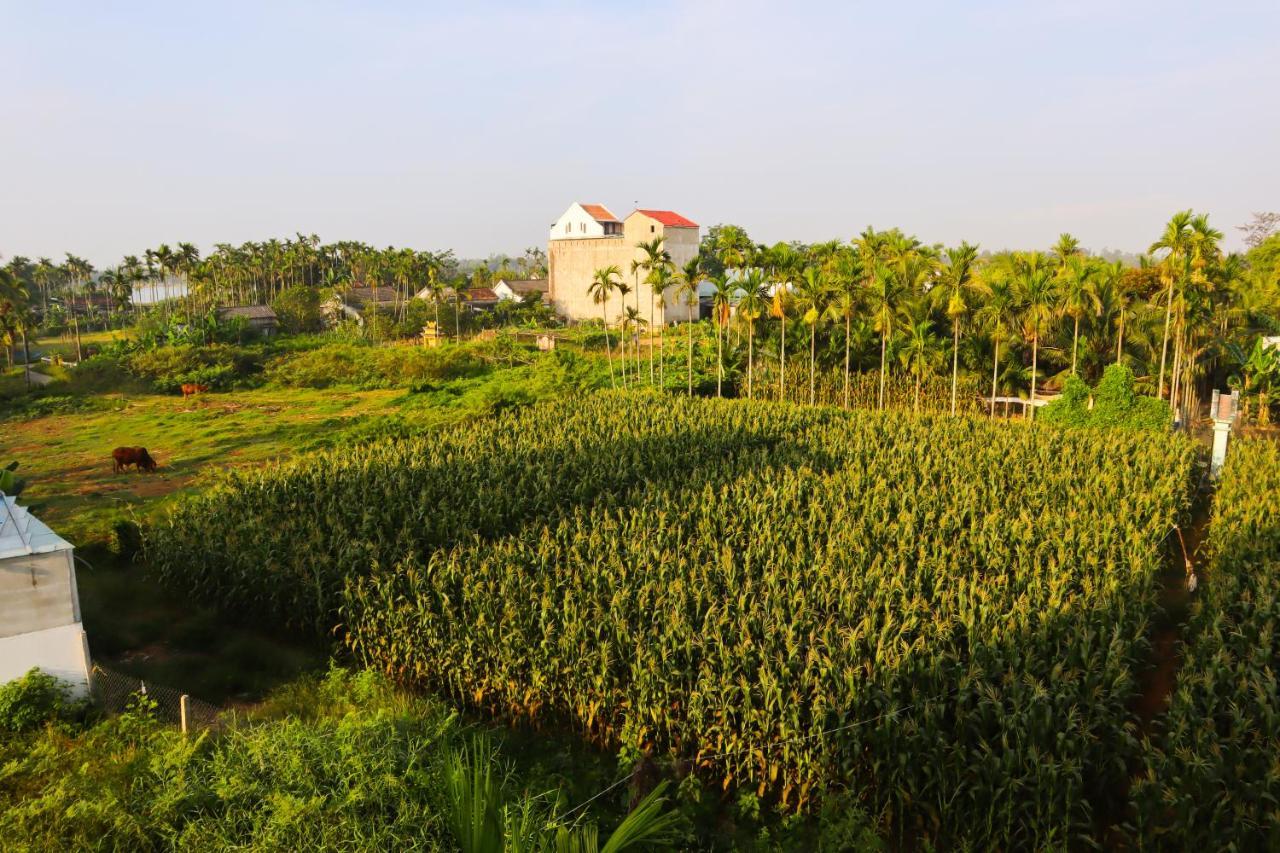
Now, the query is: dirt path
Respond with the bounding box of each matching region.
[23,366,55,386]
[1133,494,1210,728]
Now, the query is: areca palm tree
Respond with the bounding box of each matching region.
[975,270,1020,417]
[932,242,981,414]
[636,237,672,386]
[676,260,701,397]
[795,267,827,405]
[735,269,768,399]
[1013,252,1056,418]
[826,252,864,409]
[1058,255,1100,375]
[708,274,735,398]
[898,311,945,411]
[615,282,633,385]
[587,265,621,389]
[1150,210,1194,398]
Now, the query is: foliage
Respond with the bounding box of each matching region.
[753,360,982,412]
[0,459,25,496]
[1039,364,1173,431]
[126,343,264,392]
[263,341,492,389]
[0,669,83,735]
[149,394,1195,846]
[271,285,324,334]
[1131,440,1280,845]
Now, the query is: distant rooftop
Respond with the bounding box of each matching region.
[217,305,277,320]
[581,203,620,224]
[636,209,698,228]
[0,496,72,560]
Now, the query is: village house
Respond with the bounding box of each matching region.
[216,305,278,337]
[493,279,550,304]
[547,203,700,325]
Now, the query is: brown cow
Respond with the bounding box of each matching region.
[180,383,210,399]
[112,447,157,473]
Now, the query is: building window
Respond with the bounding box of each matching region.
[565,223,570,234]
[650,225,655,233]
[580,222,586,233]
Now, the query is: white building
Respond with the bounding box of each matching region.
[0,497,92,696]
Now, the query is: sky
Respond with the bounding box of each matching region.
[2,0,1278,267]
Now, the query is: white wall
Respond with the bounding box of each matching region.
[0,549,79,638]
[0,623,92,697]
[550,203,610,241]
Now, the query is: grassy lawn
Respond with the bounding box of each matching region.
[2,385,403,541]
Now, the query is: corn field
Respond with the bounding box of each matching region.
[1131,438,1280,846]
[147,393,1197,846]
[751,361,983,413]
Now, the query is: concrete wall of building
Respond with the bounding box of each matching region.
[549,210,701,325]
[548,236,629,322]
[0,549,79,639]
[0,623,92,697]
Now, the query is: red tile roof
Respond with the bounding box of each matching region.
[636,209,698,228]
[580,203,620,223]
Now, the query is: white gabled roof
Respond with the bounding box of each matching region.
[0,496,73,559]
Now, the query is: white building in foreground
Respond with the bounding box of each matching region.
[0,497,92,696]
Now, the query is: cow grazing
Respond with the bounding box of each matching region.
[112,447,157,473]
[180,383,210,399]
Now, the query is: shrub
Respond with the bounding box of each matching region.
[264,342,491,389]
[271,286,323,334]
[0,669,81,735]
[1039,364,1171,431]
[126,344,264,392]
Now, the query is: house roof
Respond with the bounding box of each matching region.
[217,305,277,321]
[636,209,698,228]
[465,287,499,303]
[580,203,620,224]
[0,497,72,560]
[504,279,549,294]
[346,286,399,305]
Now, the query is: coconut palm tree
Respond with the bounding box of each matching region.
[932,242,981,414]
[676,259,701,397]
[588,265,622,389]
[735,269,768,399]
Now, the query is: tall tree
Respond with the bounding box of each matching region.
[933,242,981,414]
[587,265,621,389]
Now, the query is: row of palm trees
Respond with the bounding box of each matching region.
[589,212,1278,421]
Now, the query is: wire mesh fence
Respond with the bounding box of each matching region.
[90,664,223,733]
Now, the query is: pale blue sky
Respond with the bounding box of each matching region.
[2,1,1277,266]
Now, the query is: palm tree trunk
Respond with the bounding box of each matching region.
[601,301,615,389]
[843,315,851,409]
[809,323,816,405]
[1116,312,1125,364]
[21,327,31,391]
[1030,333,1039,421]
[649,290,655,386]
[687,318,693,397]
[990,338,999,418]
[716,317,723,398]
[72,311,82,362]
[915,374,921,412]
[878,333,887,410]
[950,324,959,416]
[1071,316,1080,375]
[1157,276,1174,398]
[779,315,786,402]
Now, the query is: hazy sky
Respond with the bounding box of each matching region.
[3,1,1278,267]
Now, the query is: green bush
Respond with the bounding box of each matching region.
[271,286,323,334]
[1039,364,1171,431]
[0,669,81,735]
[126,344,264,392]
[264,342,491,389]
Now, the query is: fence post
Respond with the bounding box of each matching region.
[180,694,190,734]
